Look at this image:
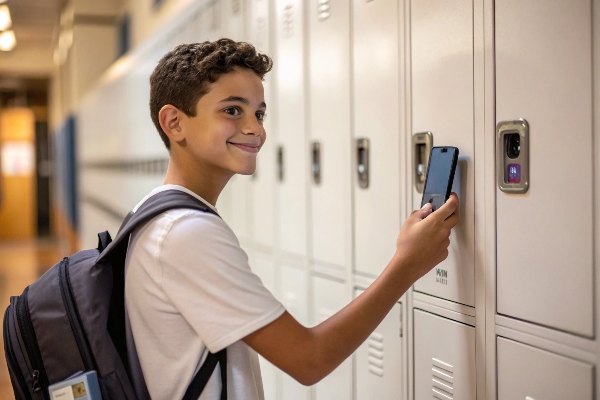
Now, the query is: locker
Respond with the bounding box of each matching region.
[252,253,280,400]
[497,337,593,399]
[413,309,475,400]
[308,0,352,270]
[495,0,594,336]
[354,289,403,400]
[247,0,275,250]
[312,276,352,400]
[410,0,475,307]
[279,264,310,400]
[352,0,402,277]
[275,0,308,258]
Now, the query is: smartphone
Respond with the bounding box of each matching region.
[421,146,459,211]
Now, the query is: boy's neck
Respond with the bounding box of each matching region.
[163,156,233,207]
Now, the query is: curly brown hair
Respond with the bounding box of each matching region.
[149,38,273,150]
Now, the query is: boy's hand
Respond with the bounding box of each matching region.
[394,193,459,282]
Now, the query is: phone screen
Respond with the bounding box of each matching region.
[421,147,458,211]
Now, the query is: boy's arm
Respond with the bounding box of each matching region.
[243,194,459,386]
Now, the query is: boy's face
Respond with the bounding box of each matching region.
[179,67,267,177]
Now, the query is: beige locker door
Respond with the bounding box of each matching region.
[413,310,475,400]
[352,0,402,277]
[495,0,594,336]
[409,0,475,307]
[275,0,308,259]
[279,264,310,400]
[248,0,276,250]
[308,0,352,271]
[355,290,403,399]
[312,276,352,399]
[497,337,593,400]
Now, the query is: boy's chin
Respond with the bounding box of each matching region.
[236,166,257,176]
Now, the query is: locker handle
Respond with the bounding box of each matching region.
[277,145,284,182]
[311,141,321,185]
[412,132,433,193]
[356,138,369,189]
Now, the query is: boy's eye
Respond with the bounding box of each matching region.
[224,107,241,116]
[256,112,266,121]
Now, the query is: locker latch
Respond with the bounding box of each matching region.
[277,145,284,182]
[412,132,433,193]
[497,119,529,194]
[311,141,321,185]
[356,138,369,189]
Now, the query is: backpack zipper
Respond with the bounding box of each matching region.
[58,257,96,371]
[17,287,49,400]
[3,304,31,400]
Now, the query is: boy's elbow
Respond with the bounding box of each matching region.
[288,350,330,386]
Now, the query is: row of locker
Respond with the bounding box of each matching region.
[249,255,594,399]
[73,0,598,397]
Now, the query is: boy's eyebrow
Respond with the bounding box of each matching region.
[220,96,267,108]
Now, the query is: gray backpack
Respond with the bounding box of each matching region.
[3,189,227,400]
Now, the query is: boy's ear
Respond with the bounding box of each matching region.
[159,105,185,143]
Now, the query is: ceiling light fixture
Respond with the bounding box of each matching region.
[0,5,11,31]
[0,30,16,51]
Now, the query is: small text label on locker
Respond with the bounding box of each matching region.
[436,268,448,285]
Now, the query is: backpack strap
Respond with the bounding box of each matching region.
[181,348,227,400]
[97,189,219,262]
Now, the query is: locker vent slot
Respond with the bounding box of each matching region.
[232,0,241,14]
[367,331,384,377]
[317,0,331,21]
[431,358,454,399]
[282,4,294,38]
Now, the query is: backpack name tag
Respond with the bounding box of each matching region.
[49,371,101,400]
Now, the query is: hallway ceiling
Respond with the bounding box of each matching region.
[0,0,62,78]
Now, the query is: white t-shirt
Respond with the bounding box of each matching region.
[124,185,285,400]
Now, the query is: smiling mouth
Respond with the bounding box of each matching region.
[228,142,259,153]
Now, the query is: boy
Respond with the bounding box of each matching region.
[125,38,459,399]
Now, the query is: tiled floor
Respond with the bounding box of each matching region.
[0,238,63,400]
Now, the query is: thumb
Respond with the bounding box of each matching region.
[412,202,433,221]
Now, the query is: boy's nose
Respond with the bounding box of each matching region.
[242,117,264,136]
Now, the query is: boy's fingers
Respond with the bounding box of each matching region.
[412,203,433,221]
[435,193,459,221]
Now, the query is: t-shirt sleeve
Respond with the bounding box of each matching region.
[158,210,285,352]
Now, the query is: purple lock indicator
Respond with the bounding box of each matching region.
[507,164,521,183]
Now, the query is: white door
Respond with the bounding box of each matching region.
[409,0,475,307]
[354,289,403,400]
[308,0,352,271]
[352,0,402,277]
[252,252,280,400]
[312,275,352,399]
[497,337,593,400]
[495,0,594,337]
[248,0,276,250]
[279,264,310,400]
[413,309,476,400]
[275,0,308,259]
